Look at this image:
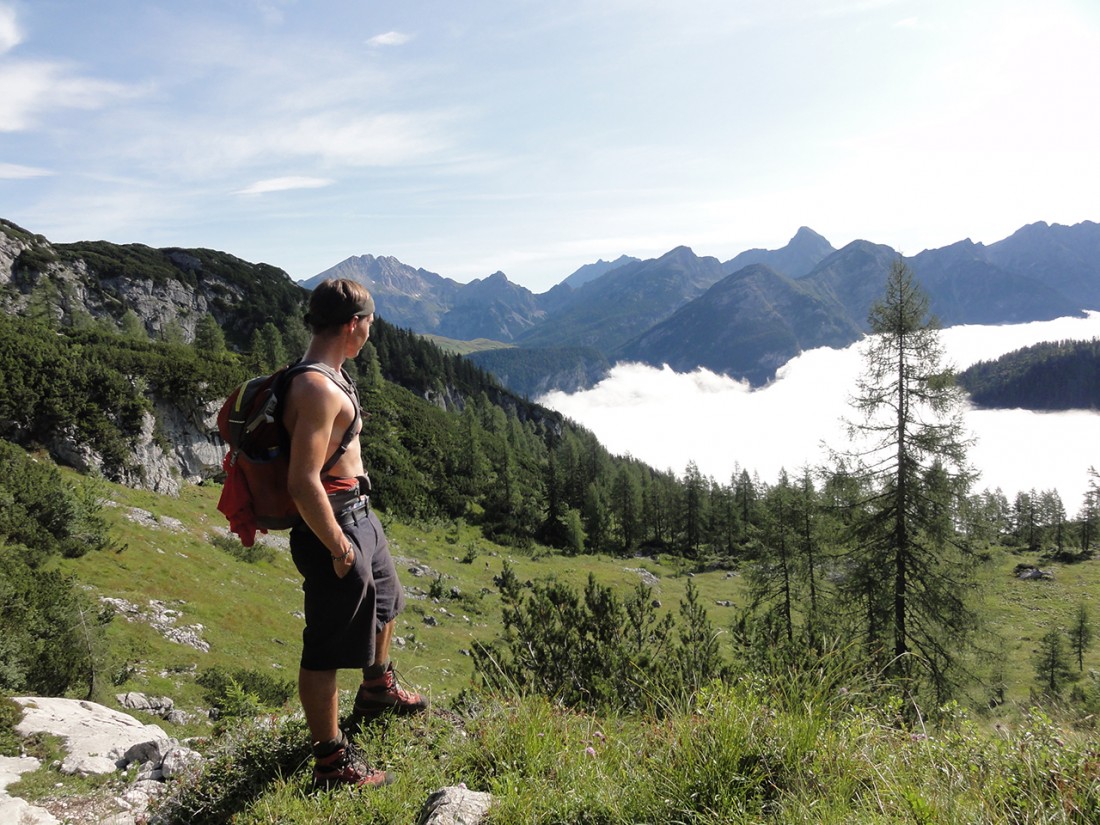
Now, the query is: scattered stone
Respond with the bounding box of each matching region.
[417,785,493,825]
[423,615,439,626]
[116,693,175,718]
[100,597,210,652]
[123,508,188,533]
[1014,564,1054,581]
[715,600,734,607]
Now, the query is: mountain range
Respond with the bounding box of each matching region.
[304,220,1100,394]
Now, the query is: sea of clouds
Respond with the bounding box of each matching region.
[539,312,1100,510]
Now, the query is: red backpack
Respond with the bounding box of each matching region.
[216,361,359,546]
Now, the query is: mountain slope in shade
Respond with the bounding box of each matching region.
[619,264,861,385]
[303,254,461,333]
[516,246,727,352]
[983,220,1100,310]
[561,255,640,289]
[910,240,1081,326]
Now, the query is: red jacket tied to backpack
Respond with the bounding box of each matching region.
[216,361,359,546]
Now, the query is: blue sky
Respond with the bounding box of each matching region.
[2,0,1098,293]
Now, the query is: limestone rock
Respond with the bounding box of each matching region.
[417,785,493,825]
[12,698,168,776]
[0,755,60,825]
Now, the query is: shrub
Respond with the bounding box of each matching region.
[0,545,108,696]
[0,697,22,757]
[196,667,295,716]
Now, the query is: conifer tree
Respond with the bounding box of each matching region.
[1070,601,1093,672]
[1034,627,1073,695]
[833,259,977,697]
[193,313,226,356]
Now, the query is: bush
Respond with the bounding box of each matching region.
[0,441,111,561]
[0,696,23,756]
[148,713,310,825]
[0,545,108,696]
[196,667,295,716]
[476,566,679,713]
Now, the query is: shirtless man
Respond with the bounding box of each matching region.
[283,278,425,790]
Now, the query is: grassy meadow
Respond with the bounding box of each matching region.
[12,467,1100,823]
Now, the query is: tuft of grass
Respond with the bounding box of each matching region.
[209,533,277,564]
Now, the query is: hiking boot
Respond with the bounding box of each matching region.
[352,663,427,721]
[312,737,394,791]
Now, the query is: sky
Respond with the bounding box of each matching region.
[541,313,1100,509]
[2,0,1099,293]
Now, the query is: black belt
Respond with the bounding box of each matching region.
[334,495,370,529]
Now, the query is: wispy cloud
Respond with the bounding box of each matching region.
[0,161,51,178]
[233,176,335,195]
[368,31,412,47]
[0,4,20,53]
[0,61,140,132]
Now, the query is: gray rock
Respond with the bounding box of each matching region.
[13,698,168,776]
[0,755,60,825]
[160,747,203,780]
[122,739,174,768]
[417,785,493,825]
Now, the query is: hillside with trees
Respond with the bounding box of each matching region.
[959,339,1100,410]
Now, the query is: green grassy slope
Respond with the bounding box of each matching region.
[57,469,753,720]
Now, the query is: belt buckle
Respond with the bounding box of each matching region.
[338,495,368,523]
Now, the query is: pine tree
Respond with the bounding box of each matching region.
[833,259,978,697]
[1070,601,1093,671]
[193,313,226,356]
[1034,627,1074,695]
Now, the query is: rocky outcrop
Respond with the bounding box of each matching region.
[13,698,171,777]
[48,401,221,496]
[10,697,203,825]
[8,696,496,825]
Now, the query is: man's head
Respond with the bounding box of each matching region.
[305,279,375,336]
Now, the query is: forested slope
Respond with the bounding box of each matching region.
[959,339,1100,410]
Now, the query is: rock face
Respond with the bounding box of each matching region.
[0,221,292,493]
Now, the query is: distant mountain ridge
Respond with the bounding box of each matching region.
[308,220,1100,393]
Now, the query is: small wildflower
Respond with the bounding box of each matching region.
[594,730,605,742]
[585,746,597,758]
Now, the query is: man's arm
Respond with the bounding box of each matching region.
[285,373,356,577]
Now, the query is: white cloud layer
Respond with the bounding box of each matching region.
[539,314,1100,509]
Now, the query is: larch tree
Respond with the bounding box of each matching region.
[833,259,978,698]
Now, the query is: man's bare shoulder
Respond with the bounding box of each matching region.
[284,368,346,426]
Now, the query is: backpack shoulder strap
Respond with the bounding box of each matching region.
[280,360,361,474]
